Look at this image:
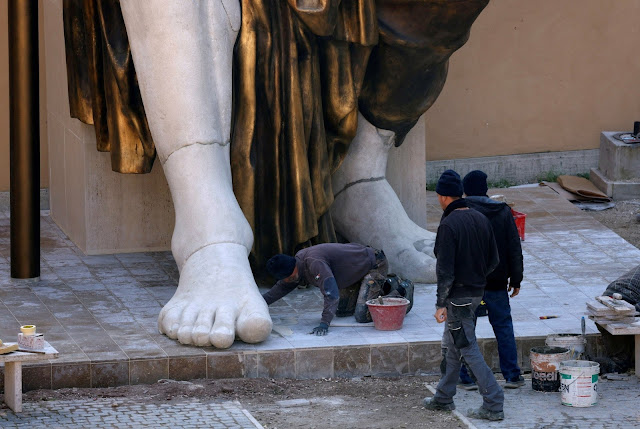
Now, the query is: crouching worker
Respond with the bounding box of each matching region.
[423,170,504,421]
[263,243,388,335]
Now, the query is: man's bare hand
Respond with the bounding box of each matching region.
[434,307,447,323]
[508,285,520,298]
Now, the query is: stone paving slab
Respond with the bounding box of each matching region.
[0,398,263,428]
[442,376,640,428]
[0,186,639,387]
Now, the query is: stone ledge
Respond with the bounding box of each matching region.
[0,189,50,212]
[598,132,640,181]
[1,335,604,392]
[590,168,640,200]
[426,149,599,185]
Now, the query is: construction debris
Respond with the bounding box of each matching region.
[587,296,640,327]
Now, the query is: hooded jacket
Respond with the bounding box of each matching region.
[465,196,524,291]
[434,198,499,308]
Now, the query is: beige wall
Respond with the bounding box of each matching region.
[0,1,49,193]
[427,0,640,160]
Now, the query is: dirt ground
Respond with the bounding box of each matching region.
[586,199,640,248]
[5,198,640,428]
[20,376,464,429]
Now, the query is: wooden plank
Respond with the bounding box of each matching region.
[596,296,636,313]
[597,321,640,336]
[587,300,610,312]
[0,341,58,363]
[0,343,19,354]
[589,316,639,325]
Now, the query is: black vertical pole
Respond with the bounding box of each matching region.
[9,0,40,279]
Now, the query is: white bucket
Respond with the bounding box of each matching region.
[559,360,599,407]
[546,334,585,359]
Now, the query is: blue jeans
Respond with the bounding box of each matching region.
[435,297,504,412]
[460,288,521,383]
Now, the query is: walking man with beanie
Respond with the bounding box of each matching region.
[458,170,525,390]
[423,169,504,421]
[262,243,388,335]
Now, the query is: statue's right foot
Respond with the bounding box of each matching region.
[158,243,272,348]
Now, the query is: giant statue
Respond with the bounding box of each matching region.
[62,0,489,348]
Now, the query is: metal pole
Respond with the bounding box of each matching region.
[9,0,40,279]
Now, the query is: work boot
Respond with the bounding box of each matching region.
[423,398,455,411]
[504,375,525,389]
[467,407,504,421]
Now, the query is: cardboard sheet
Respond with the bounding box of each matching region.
[541,176,612,203]
[557,175,611,201]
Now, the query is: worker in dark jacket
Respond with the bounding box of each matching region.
[423,170,504,421]
[458,170,525,390]
[262,243,387,336]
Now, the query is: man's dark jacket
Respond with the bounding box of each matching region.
[262,243,377,325]
[465,196,524,291]
[434,198,499,308]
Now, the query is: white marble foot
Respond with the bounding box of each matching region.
[120,1,272,348]
[158,243,272,348]
[331,113,437,283]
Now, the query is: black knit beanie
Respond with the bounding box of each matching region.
[463,170,489,196]
[436,170,463,197]
[266,254,297,280]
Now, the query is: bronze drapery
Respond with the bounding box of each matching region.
[231,0,378,267]
[62,0,489,268]
[63,0,154,173]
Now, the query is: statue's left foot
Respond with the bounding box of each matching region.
[331,178,437,283]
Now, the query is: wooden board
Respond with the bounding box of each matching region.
[0,341,58,363]
[589,315,639,325]
[0,343,19,355]
[586,301,627,315]
[596,296,636,313]
[597,321,640,336]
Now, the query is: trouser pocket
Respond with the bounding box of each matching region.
[448,320,470,349]
[448,298,474,349]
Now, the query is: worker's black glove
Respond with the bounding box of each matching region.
[310,322,329,336]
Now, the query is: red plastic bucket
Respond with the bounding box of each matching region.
[511,209,526,241]
[366,297,410,331]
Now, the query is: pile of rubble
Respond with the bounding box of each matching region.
[586,295,639,328]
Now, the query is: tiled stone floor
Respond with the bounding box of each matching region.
[0,186,638,391]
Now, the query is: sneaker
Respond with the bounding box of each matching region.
[467,407,504,421]
[457,381,478,391]
[423,398,456,411]
[504,375,525,389]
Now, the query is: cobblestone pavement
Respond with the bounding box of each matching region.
[433,376,640,429]
[0,399,263,428]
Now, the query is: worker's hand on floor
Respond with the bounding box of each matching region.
[310,323,329,336]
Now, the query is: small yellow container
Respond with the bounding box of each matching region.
[20,325,36,336]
